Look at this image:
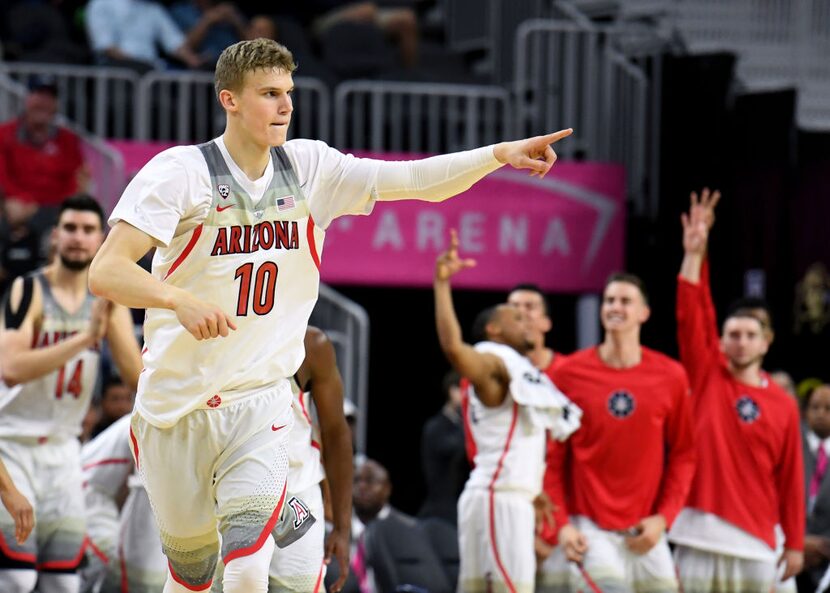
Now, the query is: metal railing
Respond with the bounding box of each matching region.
[310,284,370,454]
[0,71,127,212]
[334,80,511,153]
[136,72,331,143]
[514,19,652,213]
[0,62,140,139]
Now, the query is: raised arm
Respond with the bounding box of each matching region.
[676,189,722,384]
[375,129,573,203]
[434,230,508,407]
[89,222,236,341]
[0,276,108,386]
[304,328,353,593]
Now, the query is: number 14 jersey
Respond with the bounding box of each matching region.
[110,137,379,428]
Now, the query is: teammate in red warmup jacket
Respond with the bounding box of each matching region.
[668,189,804,593]
[537,273,696,593]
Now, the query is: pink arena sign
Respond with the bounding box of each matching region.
[109,142,625,292]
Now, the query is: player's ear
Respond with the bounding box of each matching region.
[218,89,238,112]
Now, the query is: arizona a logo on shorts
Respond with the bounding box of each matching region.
[607,390,636,418]
[736,395,761,423]
[217,184,230,198]
[288,496,311,529]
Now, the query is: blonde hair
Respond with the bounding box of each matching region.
[214,38,296,99]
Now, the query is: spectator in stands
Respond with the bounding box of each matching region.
[170,0,247,68]
[0,191,47,299]
[801,384,830,592]
[0,77,87,232]
[91,376,135,439]
[85,0,204,72]
[246,14,278,41]
[418,370,469,525]
[312,1,419,68]
[329,459,451,593]
[1,1,89,64]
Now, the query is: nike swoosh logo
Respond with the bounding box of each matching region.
[272,424,287,432]
[216,204,234,212]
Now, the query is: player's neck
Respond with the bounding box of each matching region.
[222,129,271,182]
[45,263,89,299]
[728,360,764,387]
[527,344,553,371]
[598,333,642,369]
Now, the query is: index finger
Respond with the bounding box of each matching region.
[541,128,573,144]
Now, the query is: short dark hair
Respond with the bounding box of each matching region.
[59,194,105,228]
[604,272,649,305]
[471,306,500,343]
[441,370,461,400]
[725,297,773,331]
[509,283,550,316]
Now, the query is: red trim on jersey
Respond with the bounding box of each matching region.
[82,457,132,471]
[129,426,140,471]
[163,224,204,281]
[88,538,109,564]
[487,401,519,593]
[37,536,87,570]
[313,559,326,593]
[307,216,321,271]
[460,378,477,467]
[0,529,36,564]
[311,440,322,451]
[141,347,148,355]
[168,560,212,591]
[223,480,288,564]
[298,391,314,425]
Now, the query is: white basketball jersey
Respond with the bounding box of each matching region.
[112,141,328,428]
[464,342,581,498]
[0,272,101,439]
[287,376,325,493]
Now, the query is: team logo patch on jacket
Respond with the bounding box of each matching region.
[736,395,761,423]
[607,390,636,418]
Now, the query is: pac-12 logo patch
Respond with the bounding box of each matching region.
[607,390,636,418]
[217,184,230,198]
[736,395,761,423]
[287,496,311,529]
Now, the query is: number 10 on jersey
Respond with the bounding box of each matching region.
[234,262,278,316]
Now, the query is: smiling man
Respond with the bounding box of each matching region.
[669,190,804,593]
[538,272,696,593]
[87,38,574,593]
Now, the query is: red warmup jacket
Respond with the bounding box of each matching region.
[675,260,804,551]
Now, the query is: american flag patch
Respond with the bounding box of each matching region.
[277,195,295,211]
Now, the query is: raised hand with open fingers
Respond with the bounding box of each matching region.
[681,188,721,256]
[493,129,573,178]
[435,229,477,281]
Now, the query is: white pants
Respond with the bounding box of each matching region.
[131,383,293,590]
[458,488,535,593]
[0,437,86,571]
[537,517,677,593]
[673,545,777,593]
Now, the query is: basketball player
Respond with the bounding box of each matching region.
[0,194,143,593]
[538,273,696,593]
[87,36,573,593]
[506,284,566,379]
[435,230,581,593]
[669,189,804,592]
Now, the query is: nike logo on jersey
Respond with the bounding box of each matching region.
[272,424,287,432]
[216,204,234,212]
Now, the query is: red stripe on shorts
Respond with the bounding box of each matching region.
[223,480,288,564]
